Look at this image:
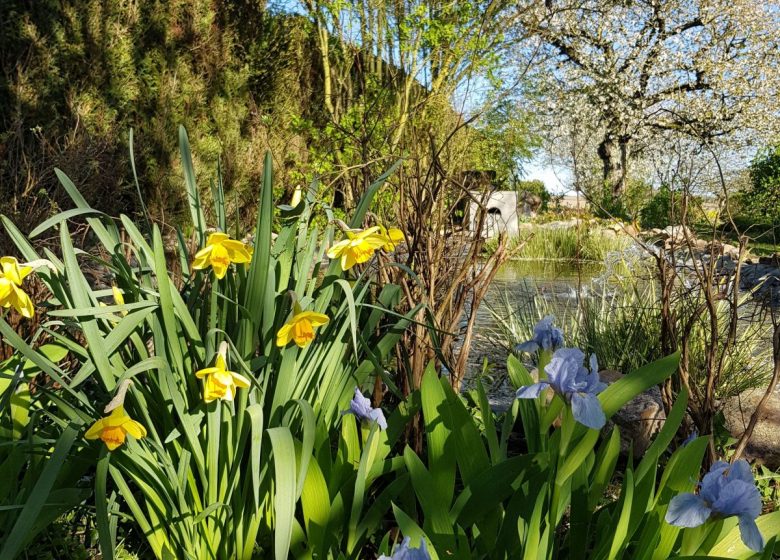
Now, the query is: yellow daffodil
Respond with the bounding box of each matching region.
[101,285,128,322]
[0,256,34,318]
[276,307,330,348]
[112,285,128,314]
[326,226,387,271]
[378,225,405,252]
[195,353,251,403]
[85,405,147,450]
[192,233,253,280]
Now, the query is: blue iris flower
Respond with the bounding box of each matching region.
[515,315,565,353]
[378,536,430,560]
[516,348,607,429]
[666,459,764,552]
[343,387,387,430]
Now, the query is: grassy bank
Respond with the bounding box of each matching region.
[485,224,634,261]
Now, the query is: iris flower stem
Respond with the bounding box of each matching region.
[538,350,552,380]
[558,406,575,459]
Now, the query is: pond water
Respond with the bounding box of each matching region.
[477,260,604,327]
[463,256,776,411]
[464,259,605,410]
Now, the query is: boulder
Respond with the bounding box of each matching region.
[662,225,693,241]
[723,388,780,469]
[600,369,666,458]
[721,243,740,259]
[623,224,639,237]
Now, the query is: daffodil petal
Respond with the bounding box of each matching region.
[298,311,329,327]
[211,259,228,279]
[222,240,252,263]
[206,232,230,245]
[85,418,105,439]
[192,246,213,270]
[122,419,147,439]
[342,252,357,270]
[112,286,125,306]
[195,366,220,378]
[9,285,34,318]
[231,371,251,388]
[327,239,350,259]
[276,323,293,347]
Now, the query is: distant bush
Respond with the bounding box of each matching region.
[588,178,651,221]
[738,146,780,227]
[639,185,705,230]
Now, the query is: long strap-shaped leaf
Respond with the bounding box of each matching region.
[179,126,206,246]
[267,427,297,560]
[0,425,78,559]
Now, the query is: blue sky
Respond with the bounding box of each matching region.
[523,158,572,195]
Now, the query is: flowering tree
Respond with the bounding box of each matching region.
[518,0,780,201]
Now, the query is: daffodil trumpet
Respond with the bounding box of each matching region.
[195,343,251,403]
[192,232,253,280]
[276,295,330,348]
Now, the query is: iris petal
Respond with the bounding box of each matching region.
[570,392,606,429]
[737,515,765,552]
[713,479,762,518]
[516,382,550,399]
[665,493,711,527]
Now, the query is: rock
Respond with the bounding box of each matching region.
[623,224,639,237]
[723,388,780,469]
[662,225,693,241]
[721,243,740,259]
[600,370,666,458]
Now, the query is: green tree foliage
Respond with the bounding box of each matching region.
[469,99,536,189]
[639,184,704,230]
[741,146,780,226]
[0,0,532,245]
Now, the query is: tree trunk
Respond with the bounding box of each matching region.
[597,133,630,200]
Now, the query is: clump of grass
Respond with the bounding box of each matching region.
[484,225,633,261]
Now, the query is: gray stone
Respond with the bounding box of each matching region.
[600,369,666,458]
[662,225,693,241]
[723,388,780,469]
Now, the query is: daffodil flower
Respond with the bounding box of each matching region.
[195,353,251,403]
[0,256,35,318]
[378,225,405,252]
[327,226,387,271]
[192,232,253,280]
[276,305,330,348]
[111,285,128,315]
[101,285,128,323]
[85,405,147,450]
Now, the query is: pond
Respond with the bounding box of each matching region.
[464,259,605,410]
[464,256,776,411]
